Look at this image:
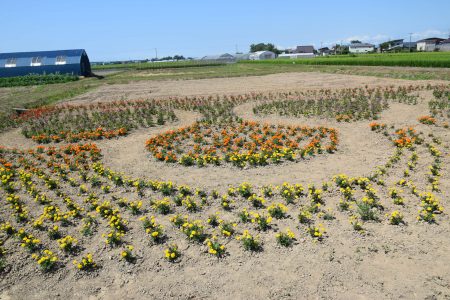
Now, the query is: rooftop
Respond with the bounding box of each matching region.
[295,45,314,54]
[416,37,445,43]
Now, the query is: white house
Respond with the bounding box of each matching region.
[349,43,375,53]
[278,45,315,59]
[417,38,445,51]
[437,38,450,52]
[249,51,276,60]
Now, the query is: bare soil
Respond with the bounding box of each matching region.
[0,73,449,300]
[68,72,447,104]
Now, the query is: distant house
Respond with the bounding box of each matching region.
[348,43,375,54]
[279,45,315,59]
[416,38,445,51]
[318,47,331,56]
[294,45,315,57]
[382,39,417,52]
[201,53,235,62]
[249,51,276,60]
[0,49,91,78]
[385,39,404,51]
[437,38,450,52]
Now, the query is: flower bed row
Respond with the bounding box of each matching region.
[146,121,339,167]
[18,101,177,141]
[31,127,127,143]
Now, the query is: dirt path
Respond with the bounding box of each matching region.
[0,128,37,149]
[67,72,446,105]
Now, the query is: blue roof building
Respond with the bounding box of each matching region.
[0,49,92,77]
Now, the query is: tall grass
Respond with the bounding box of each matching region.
[0,74,79,88]
[92,60,226,70]
[241,52,450,68]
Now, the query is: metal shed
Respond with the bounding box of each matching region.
[0,49,92,78]
[249,51,276,60]
[201,53,235,62]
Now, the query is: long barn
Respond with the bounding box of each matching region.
[0,49,92,77]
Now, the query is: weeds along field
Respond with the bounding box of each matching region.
[0,83,450,298]
[92,60,226,71]
[243,52,450,68]
[0,74,79,88]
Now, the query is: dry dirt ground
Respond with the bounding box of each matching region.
[68,71,447,104]
[1,73,449,299]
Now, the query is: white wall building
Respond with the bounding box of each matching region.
[348,43,375,53]
[278,53,314,59]
[249,51,276,60]
[417,38,445,51]
[437,39,450,52]
[278,45,315,59]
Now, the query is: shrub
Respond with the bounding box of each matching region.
[237,230,262,251]
[275,229,296,247]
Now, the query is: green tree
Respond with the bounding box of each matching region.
[250,43,281,54]
[379,42,390,52]
[173,55,185,61]
[335,44,349,55]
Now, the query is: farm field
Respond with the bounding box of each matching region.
[2,65,450,113]
[244,52,450,68]
[0,71,450,299]
[92,60,226,71]
[93,52,450,70]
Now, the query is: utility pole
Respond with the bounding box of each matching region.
[409,33,413,52]
[155,48,158,60]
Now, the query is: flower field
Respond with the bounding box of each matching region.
[145,121,338,167]
[0,80,449,299]
[253,85,422,121]
[17,101,177,143]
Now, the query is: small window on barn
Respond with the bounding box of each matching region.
[55,56,67,65]
[30,57,42,66]
[5,58,16,68]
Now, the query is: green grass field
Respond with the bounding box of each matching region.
[0,74,79,88]
[94,52,450,70]
[92,60,226,70]
[242,52,450,68]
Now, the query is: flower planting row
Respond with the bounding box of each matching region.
[145,120,339,167]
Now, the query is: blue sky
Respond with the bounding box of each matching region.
[1,0,449,61]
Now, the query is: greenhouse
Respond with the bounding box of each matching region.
[0,49,92,77]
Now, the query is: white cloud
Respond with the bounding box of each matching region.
[411,29,448,40]
[322,34,389,47]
